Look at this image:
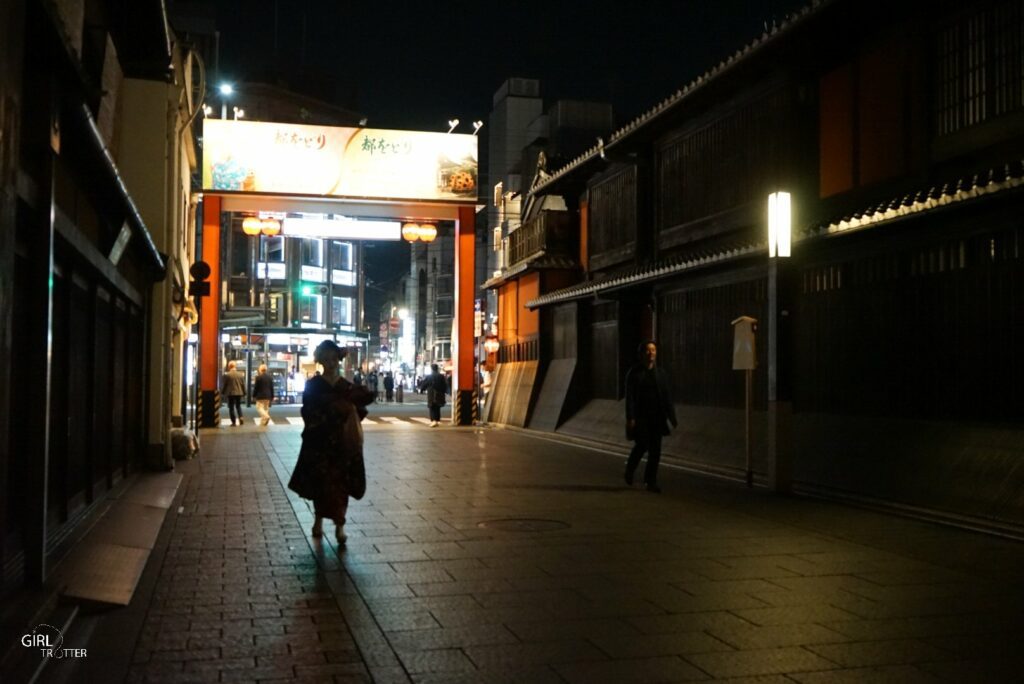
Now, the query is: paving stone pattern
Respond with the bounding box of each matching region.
[125,422,1024,682]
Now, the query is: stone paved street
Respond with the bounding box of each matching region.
[69,420,1024,683]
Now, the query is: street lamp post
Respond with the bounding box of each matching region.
[767,190,793,494]
[218,83,234,119]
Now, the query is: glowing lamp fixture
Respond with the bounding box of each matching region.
[447,118,459,134]
[472,120,484,136]
[242,216,263,235]
[417,223,437,242]
[483,335,500,354]
[218,83,234,96]
[260,218,280,236]
[401,223,421,242]
[768,191,792,258]
[242,216,282,236]
[402,222,438,243]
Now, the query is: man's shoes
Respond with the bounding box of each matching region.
[230,421,236,426]
[239,417,244,425]
[624,469,635,486]
[335,527,347,545]
[646,484,662,494]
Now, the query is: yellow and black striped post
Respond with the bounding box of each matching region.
[199,389,221,428]
[453,388,478,425]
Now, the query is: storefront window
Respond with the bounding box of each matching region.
[332,296,353,326]
[330,241,353,270]
[231,233,250,276]
[301,238,323,267]
[261,236,284,262]
[297,294,322,323]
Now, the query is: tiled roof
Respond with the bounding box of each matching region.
[805,162,1024,238]
[525,242,762,309]
[527,160,1024,309]
[482,252,579,291]
[530,0,833,196]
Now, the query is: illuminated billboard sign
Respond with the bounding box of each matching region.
[281,217,401,240]
[202,120,477,203]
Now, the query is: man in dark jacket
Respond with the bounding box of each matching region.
[624,340,678,493]
[418,363,447,427]
[221,361,246,426]
[253,363,275,426]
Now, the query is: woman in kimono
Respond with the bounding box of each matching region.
[288,340,374,544]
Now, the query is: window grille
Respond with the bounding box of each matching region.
[934,0,1024,136]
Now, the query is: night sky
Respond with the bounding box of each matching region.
[210,0,809,131]
[203,0,808,324]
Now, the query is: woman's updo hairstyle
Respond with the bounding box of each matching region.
[314,340,346,364]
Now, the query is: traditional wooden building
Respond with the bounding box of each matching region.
[487,0,1024,534]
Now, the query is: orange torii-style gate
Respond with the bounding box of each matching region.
[197,119,478,425]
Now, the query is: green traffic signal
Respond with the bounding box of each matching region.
[301,284,313,296]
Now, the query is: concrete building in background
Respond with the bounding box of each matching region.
[484,79,543,314]
[410,227,456,375]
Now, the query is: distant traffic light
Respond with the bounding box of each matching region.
[299,282,328,296]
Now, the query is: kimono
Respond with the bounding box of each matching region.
[288,374,374,521]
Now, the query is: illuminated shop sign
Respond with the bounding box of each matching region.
[282,216,401,240]
[202,120,478,203]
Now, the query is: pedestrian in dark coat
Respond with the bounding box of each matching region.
[383,372,394,402]
[253,363,275,426]
[288,341,374,545]
[624,340,678,493]
[418,363,447,426]
[221,361,246,425]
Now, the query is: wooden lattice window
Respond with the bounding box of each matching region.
[657,88,790,232]
[588,166,637,269]
[934,0,1024,136]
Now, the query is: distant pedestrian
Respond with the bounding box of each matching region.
[288,341,374,545]
[353,369,364,386]
[624,341,677,493]
[221,361,246,425]
[253,364,275,426]
[418,363,447,427]
[383,372,394,402]
[367,371,378,400]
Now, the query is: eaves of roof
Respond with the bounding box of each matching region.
[482,252,579,291]
[530,0,835,196]
[805,161,1024,239]
[527,160,1024,309]
[526,243,763,309]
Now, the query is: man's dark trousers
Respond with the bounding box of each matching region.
[227,395,243,423]
[626,424,663,485]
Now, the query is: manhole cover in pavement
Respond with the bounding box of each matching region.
[476,518,570,532]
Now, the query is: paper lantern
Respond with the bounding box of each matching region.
[418,223,437,242]
[242,216,263,235]
[401,223,421,242]
[260,218,281,236]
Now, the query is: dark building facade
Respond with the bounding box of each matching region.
[0,0,187,602]
[489,0,1024,534]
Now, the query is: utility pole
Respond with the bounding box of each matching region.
[357,241,365,331]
